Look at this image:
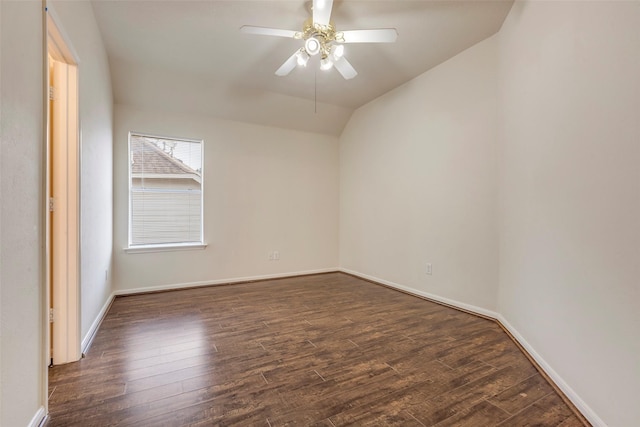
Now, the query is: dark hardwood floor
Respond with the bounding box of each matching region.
[46,272,587,426]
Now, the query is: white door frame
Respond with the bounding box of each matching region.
[45,6,81,369]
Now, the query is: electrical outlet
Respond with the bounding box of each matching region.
[426,263,433,275]
[268,252,274,260]
[273,251,279,260]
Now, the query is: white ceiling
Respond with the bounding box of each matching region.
[91,0,514,135]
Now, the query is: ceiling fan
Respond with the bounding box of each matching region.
[240,0,398,80]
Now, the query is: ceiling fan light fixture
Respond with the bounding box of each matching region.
[242,0,398,80]
[305,37,321,56]
[296,49,310,66]
[320,57,333,71]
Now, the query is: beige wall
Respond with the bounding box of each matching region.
[0,1,45,425]
[340,2,639,425]
[0,2,113,424]
[339,35,500,312]
[113,104,339,292]
[498,2,640,425]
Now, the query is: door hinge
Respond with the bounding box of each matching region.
[49,86,56,100]
[49,197,55,212]
[49,308,54,323]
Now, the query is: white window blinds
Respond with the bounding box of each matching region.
[129,133,203,246]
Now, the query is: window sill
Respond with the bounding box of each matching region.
[124,243,208,254]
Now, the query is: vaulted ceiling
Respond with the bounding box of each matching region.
[92,0,514,135]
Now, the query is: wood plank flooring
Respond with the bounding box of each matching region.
[46,272,587,426]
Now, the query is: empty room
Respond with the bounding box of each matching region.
[0,0,638,426]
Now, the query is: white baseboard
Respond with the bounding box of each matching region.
[81,292,116,354]
[29,406,46,427]
[113,268,339,296]
[339,268,604,427]
[496,314,606,427]
[340,268,499,319]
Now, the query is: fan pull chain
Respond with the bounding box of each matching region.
[314,69,317,114]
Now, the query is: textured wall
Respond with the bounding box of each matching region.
[113,104,339,292]
[497,2,640,425]
[0,1,45,425]
[340,35,500,311]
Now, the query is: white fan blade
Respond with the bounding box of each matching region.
[313,0,334,27]
[275,50,300,76]
[240,25,298,39]
[334,56,357,80]
[340,29,398,43]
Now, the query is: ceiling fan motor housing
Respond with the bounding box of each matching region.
[301,18,343,59]
[240,0,397,79]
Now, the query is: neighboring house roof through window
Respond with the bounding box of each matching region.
[131,137,201,183]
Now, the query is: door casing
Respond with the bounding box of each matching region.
[45,6,81,370]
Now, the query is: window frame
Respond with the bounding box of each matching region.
[126,131,206,253]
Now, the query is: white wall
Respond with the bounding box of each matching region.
[340,35,500,311]
[1,1,3,422]
[113,104,339,292]
[498,2,640,426]
[341,1,639,425]
[0,1,46,425]
[48,0,114,348]
[0,2,113,423]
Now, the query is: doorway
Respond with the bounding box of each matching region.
[46,11,80,367]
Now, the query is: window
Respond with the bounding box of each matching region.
[128,133,203,249]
